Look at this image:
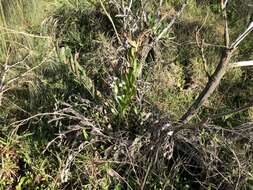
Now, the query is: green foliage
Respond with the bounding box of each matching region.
[0,0,253,189]
[113,48,141,117]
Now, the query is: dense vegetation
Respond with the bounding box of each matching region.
[0,0,253,189]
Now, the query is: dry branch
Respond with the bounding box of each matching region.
[196,13,211,79]
[99,0,122,44]
[232,60,253,67]
[156,3,187,42]
[179,19,253,124]
[179,48,233,124]
[139,3,187,70]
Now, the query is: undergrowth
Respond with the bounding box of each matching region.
[1,0,253,189]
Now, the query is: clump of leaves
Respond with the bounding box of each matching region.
[113,47,141,118]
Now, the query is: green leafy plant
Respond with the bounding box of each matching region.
[113,47,141,118]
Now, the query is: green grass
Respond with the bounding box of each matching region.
[1,0,253,189]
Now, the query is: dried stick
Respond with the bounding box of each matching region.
[156,3,187,41]
[179,48,234,124]
[179,1,253,124]
[196,12,211,79]
[231,60,253,67]
[0,47,11,106]
[138,3,187,77]
[99,0,122,44]
[174,101,253,135]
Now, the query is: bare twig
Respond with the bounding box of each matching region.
[196,12,211,79]
[141,159,153,190]
[0,26,51,39]
[174,101,253,136]
[229,147,241,190]
[156,3,187,41]
[139,3,187,76]
[5,61,44,86]
[211,101,253,120]
[128,0,133,11]
[179,48,234,124]
[60,141,90,183]
[107,168,134,190]
[99,0,122,44]
[231,60,253,67]
[230,22,253,49]
[222,0,230,47]
[0,47,11,106]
